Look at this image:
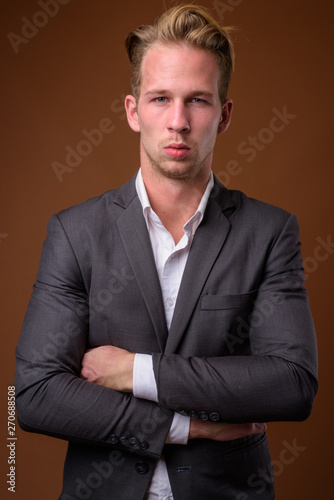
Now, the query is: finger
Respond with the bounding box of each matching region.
[235,423,267,437]
[251,423,267,433]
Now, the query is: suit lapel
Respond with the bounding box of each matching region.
[165,180,235,354]
[114,178,169,351]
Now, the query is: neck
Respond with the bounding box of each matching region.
[141,166,210,243]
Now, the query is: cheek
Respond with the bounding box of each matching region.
[141,124,158,141]
[199,124,219,148]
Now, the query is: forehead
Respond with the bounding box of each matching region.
[140,42,219,94]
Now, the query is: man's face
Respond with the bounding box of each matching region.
[125,43,232,183]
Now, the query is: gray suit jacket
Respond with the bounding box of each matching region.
[15,175,318,499]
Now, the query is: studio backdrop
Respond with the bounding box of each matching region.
[1,1,333,498]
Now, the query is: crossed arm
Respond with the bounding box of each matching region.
[15,214,270,456]
[81,345,267,441]
[16,211,318,452]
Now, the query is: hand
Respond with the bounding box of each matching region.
[81,345,135,392]
[189,419,267,441]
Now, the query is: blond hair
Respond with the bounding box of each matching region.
[125,4,234,105]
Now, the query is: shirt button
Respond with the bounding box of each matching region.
[166,298,174,307]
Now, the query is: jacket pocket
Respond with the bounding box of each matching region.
[201,290,258,310]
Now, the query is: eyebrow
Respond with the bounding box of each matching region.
[143,90,216,99]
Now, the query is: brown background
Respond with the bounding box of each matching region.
[1,0,333,498]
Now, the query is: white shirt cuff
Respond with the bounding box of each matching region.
[166,412,190,445]
[133,353,158,402]
[133,353,190,444]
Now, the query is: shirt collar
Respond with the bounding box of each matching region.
[135,168,214,232]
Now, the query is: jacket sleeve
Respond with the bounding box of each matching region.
[15,214,173,458]
[152,214,318,422]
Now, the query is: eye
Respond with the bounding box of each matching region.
[191,98,206,104]
[154,97,167,103]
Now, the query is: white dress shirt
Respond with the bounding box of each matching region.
[133,169,214,500]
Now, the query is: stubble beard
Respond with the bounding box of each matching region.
[142,139,212,183]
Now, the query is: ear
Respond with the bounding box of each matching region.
[217,98,233,135]
[125,95,140,132]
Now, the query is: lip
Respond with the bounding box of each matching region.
[164,143,191,159]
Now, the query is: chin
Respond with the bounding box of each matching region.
[159,165,201,181]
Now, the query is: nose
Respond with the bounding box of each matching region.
[167,101,190,133]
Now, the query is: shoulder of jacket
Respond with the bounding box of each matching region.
[229,189,292,220]
[225,189,298,237]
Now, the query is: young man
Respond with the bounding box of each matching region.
[15,5,318,499]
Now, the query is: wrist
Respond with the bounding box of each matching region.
[189,419,208,439]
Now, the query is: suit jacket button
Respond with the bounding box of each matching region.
[189,411,198,419]
[110,434,119,445]
[139,440,149,450]
[120,436,129,446]
[135,461,149,475]
[129,436,139,447]
[179,410,188,417]
[210,412,220,421]
[199,411,209,421]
